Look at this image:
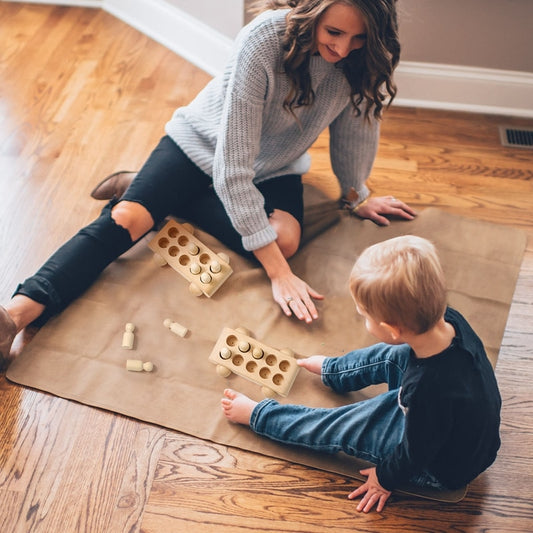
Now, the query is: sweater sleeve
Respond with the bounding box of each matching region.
[328,104,380,203]
[211,23,279,252]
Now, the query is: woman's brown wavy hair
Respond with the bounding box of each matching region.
[248,0,400,120]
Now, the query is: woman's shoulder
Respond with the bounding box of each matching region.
[231,9,287,69]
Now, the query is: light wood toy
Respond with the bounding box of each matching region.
[148,220,232,297]
[209,327,300,398]
[164,318,188,338]
[126,359,154,372]
[122,323,135,349]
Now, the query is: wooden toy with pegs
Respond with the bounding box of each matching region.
[148,220,232,297]
[209,327,300,398]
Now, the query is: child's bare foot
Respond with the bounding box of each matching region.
[221,389,258,425]
[297,355,326,375]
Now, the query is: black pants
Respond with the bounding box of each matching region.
[16,136,303,323]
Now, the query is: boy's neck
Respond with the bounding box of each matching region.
[405,317,456,359]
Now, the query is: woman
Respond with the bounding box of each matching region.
[0,0,415,363]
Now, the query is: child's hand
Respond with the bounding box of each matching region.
[348,467,391,513]
[296,355,326,375]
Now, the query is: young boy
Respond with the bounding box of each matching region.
[221,235,501,513]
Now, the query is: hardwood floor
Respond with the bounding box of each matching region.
[1,3,532,532]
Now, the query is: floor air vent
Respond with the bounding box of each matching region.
[499,126,533,149]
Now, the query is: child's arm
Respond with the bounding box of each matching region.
[348,467,391,513]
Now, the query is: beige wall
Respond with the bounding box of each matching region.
[243,0,533,73]
[398,0,533,72]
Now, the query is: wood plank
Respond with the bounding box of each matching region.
[0,3,532,532]
[0,377,167,532]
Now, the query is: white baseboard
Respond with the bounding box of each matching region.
[394,62,533,118]
[8,0,533,117]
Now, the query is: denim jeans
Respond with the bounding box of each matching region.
[251,343,409,464]
[251,343,445,490]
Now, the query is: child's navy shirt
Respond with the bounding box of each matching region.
[377,307,502,490]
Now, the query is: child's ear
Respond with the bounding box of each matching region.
[380,322,402,341]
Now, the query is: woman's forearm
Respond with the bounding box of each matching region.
[252,241,291,280]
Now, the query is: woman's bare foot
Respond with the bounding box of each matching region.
[221,389,258,425]
[296,355,326,375]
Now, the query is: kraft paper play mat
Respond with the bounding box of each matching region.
[7,195,527,503]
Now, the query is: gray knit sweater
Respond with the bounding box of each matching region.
[165,9,379,252]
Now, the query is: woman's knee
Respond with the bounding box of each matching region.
[269,209,301,259]
[111,201,154,241]
[277,233,300,259]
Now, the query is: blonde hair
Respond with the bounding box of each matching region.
[349,235,447,334]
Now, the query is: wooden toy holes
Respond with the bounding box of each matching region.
[272,373,284,386]
[232,354,244,366]
[279,360,291,372]
[199,253,210,265]
[168,246,179,257]
[226,335,238,347]
[179,254,191,266]
[177,235,189,247]
[265,354,277,366]
[167,227,179,238]
[158,237,169,248]
[259,367,271,379]
[246,361,257,373]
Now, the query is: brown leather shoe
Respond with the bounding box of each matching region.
[90,171,138,200]
[0,305,17,366]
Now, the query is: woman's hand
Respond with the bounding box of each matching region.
[253,241,323,323]
[271,271,324,323]
[350,195,417,226]
[348,467,392,513]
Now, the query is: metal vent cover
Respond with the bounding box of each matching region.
[499,125,533,149]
